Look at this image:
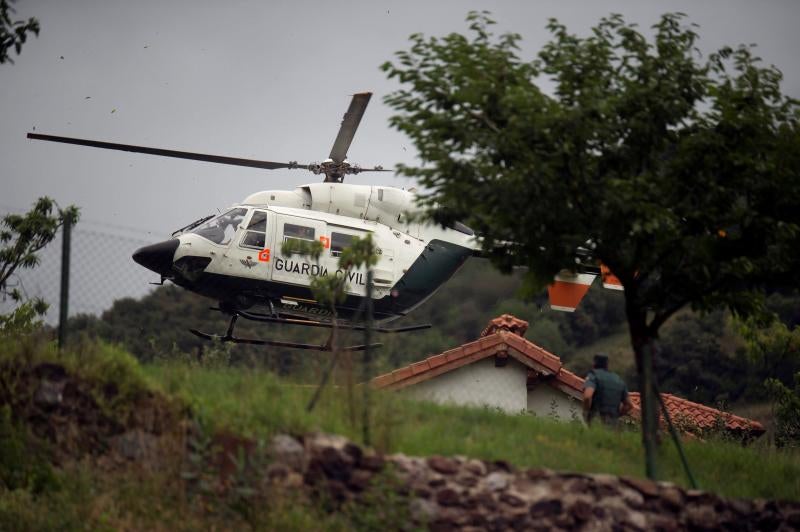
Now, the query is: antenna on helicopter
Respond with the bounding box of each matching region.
[27,92,390,183]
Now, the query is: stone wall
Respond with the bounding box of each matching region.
[266,432,800,531]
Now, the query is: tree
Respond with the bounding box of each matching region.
[1,198,79,332]
[739,315,800,447]
[0,0,39,64]
[382,12,800,478]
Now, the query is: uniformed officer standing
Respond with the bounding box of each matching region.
[583,354,634,427]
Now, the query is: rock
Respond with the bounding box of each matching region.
[317,446,353,482]
[529,499,563,518]
[464,459,487,476]
[456,474,479,488]
[624,510,647,531]
[429,476,446,488]
[619,485,645,509]
[660,486,684,510]
[436,487,461,507]
[570,499,593,522]
[410,497,438,522]
[485,472,509,491]
[268,434,306,472]
[346,469,373,492]
[686,504,720,531]
[428,455,459,475]
[499,492,525,508]
[358,453,385,472]
[34,379,66,408]
[266,462,290,482]
[112,429,158,461]
[621,476,660,498]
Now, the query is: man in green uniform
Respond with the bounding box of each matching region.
[583,354,633,427]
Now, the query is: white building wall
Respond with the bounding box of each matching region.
[404,357,528,414]
[527,385,582,422]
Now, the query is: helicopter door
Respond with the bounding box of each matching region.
[222,209,274,281]
[318,227,373,297]
[272,215,327,288]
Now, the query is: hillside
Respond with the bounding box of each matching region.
[68,259,800,427]
[2,334,799,529]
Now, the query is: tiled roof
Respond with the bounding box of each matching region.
[372,319,583,399]
[628,392,765,436]
[373,314,766,438]
[480,314,529,338]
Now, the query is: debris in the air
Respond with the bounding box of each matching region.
[59,55,64,59]
[111,109,116,114]
[85,96,91,99]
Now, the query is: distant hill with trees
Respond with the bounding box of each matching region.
[69,258,800,415]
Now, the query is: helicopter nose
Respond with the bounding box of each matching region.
[132,239,179,275]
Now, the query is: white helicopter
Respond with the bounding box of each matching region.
[28,92,617,350]
[27,93,482,351]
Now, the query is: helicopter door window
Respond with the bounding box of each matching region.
[190,208,247,246]
[283,223,316,245]
[330,232,357,257]
[240,210,268,250]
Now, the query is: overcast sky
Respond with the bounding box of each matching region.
[3,0,799,239]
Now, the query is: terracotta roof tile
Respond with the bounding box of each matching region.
[392,366,413,382]
[410,360,430,375]
[427,353,448,369]
[443,347,464,362]
[481,314,529,338]
[371,373,393,388]
[628,393,764,436]
[504,333,562,373]
[556,368,585,393]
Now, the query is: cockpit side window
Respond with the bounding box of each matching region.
[190,208,248,245]
[241,210,268,249]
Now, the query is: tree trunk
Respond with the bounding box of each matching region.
[627,302,660,480]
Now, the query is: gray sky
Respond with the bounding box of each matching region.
[3,0,800,237]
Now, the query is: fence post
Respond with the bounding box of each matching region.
[58,215,72,350]
[362,270,374,446]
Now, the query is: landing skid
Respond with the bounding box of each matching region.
[189,312,392,352]
[235,310,431,333]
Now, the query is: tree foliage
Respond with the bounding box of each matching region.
[0,198,79,331]
[738,314,800,446]
[0,0,39,64]
[382,11,800,477]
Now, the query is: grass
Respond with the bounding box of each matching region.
[2,335,799,530]
[146,362,800,501]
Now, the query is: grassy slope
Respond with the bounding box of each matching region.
[146,364,800,501]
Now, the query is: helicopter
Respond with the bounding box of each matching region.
[27,93,482,351]
[28,92,618,351]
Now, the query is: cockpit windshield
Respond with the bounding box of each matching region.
[190,208,248,245]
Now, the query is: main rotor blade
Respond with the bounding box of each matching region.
[27,133,307,171]
[328,92,371,164]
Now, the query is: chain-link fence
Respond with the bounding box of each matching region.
[1,206,163,324]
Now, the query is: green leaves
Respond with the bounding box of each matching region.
[0,0,40,64]
[383,11,800,334]
[281,234,378,312]
[0,198,79,324]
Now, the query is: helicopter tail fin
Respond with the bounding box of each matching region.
[600,263,624,291]
[547,271,597,312]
